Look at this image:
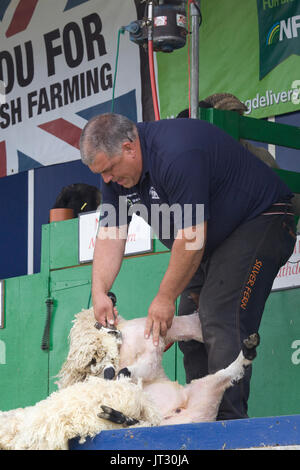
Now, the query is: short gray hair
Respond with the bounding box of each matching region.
[80,113,137,165]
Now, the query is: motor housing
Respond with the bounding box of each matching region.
[153,3,187,52]
[128,1,187,53]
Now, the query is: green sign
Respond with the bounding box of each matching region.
[257,0,300,79]
[157,0,300,119]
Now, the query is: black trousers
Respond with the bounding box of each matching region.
[178,209,296,420]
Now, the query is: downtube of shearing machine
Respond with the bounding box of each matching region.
[148,1,161,121]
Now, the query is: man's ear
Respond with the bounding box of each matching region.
[122,140,135,153]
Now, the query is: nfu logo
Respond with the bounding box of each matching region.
[267,15,300,45]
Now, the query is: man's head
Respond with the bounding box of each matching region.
[80,113,143,188]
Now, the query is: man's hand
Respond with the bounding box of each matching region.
[144,293,176,346]
[91,227,127,328]
[93,292,117,327]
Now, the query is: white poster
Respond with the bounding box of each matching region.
[0,0,142,177]
[272,235,300,291]
[79,211,153,264]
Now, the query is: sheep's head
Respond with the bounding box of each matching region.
[55,308,123,389]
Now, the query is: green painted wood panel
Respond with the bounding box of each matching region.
[48,265,93,392]
[0,274,49,411]
[49,219,79,270]
[199,108,300,152]
[248,288,300,418]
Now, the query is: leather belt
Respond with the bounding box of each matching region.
[261,202,294,216]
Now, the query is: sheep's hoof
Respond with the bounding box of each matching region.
[117,367,131,379]
[242,333,260,361]
[98,405,139,427]
[104,366,115,380]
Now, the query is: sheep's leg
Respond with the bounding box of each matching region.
[197,333,260,393]
[165,312,203,344]
[98,405,139,427]
[118,345,166,382]
[163,333,260,425]
[242,333,260,361]
[210,333,260,388]
[117,350,165,381]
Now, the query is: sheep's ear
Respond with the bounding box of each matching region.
[87,357,96,367]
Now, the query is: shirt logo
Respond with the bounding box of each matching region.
[126,192,140,206]
[149,186,160,200]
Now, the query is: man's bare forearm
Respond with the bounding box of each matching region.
[92,226,127,325]
[158,239,204,301]
[92,239,124,294]
[158,223,206,300]
[145,223,206,344]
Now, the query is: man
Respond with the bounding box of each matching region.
[176,93,300,410]
[80,113,296,420]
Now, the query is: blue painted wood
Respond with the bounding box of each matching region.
[0,171,28,279]
[69,414,300,450]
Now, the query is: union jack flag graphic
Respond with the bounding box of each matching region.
[0,0,141,178]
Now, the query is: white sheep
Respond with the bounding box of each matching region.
[0,307,259,450]
[0,376,161,450]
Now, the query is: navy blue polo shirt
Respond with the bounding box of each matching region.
[99,119,292,254]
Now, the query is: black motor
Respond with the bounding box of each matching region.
[128,0,187,53]
[152,1,187,52]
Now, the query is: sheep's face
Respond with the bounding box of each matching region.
[82,327,123,378]
[55,309,123,388]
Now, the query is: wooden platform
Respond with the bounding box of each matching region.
[69,414,300,450]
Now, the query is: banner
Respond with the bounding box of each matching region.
[257,0,300,80]
[272,234,300,291]
[157,0,300,119]
[0,0,142,177]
